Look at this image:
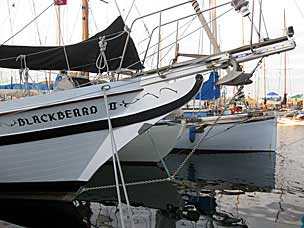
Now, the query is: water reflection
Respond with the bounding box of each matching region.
[164,151,276,192]
[1,127,304,227]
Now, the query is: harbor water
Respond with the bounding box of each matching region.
[0,125,303,228]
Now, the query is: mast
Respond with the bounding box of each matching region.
[56,5,61,46]
[209,0,218,54]
[82,0,89,77]
[82,0,89,41]
[263,59,267,109]
[283,8,287,105]
[191,0,220,54]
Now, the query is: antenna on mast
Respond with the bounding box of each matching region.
[231,0,250,17]
[282,8,287,106]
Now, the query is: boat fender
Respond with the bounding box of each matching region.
[189,126,196,143]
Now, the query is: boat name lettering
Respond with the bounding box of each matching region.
[16,105,98,127]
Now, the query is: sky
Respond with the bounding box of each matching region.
[0,0,303,98]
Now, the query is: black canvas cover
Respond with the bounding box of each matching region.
[0,16,143,73]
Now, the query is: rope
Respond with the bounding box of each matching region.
[102,85,135,228]
[96,36,109,74]
[81,177,171,192]
[1,2,54,46]
[102,86,127,228]
[95,31,126,76]
[16,55,32,96]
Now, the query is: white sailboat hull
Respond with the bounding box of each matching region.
[175,114,277,152]
[0,122,160,184]
[119,122,184,162]
[0,74,203,193]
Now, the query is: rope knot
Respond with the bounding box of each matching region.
[124,25,131,33]
[98,36,107,52]
[16,55,26,62]
[96,36,109,73]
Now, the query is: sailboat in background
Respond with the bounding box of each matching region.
[173,71,278,153]
[174,111,277,153]
[277,9,304,126]
[172,0,278,153]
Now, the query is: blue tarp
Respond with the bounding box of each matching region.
[0,83,54,91]
[266,91,281,101]
[267,92,279,96]
[195,71,220,100]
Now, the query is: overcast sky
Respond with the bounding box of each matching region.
[0,0,303,98]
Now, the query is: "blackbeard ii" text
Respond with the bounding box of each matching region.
[17,105,98,126]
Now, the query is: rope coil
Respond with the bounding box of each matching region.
[96,36,109,75]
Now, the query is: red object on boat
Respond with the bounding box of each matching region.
[54,0,67,5]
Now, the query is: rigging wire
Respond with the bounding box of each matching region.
[54,4,70,72]
[159,16,197,64]
[258,0,262,41]
[293,0,304,20]
[259,2,269,39]
[68,3,82,43]
[125,0,137,22]
[139,15,196,54]
[134,3,150,36]
[31,0,42,45]
[6,0,14,44]
[134,1,231,62]
[0,0,10,28]
[113,0,124,21]
[1,1,54,46]
[137,15,195,48]
[89,6,99,33]
[127,7,234,70]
